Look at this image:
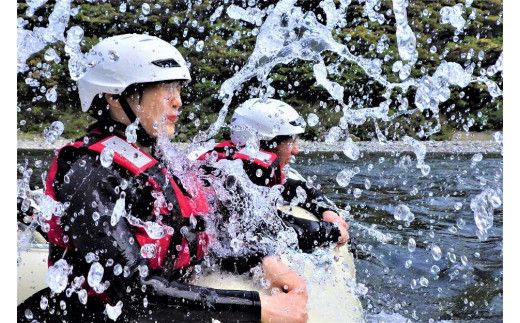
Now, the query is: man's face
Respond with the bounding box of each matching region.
[275,137,299,167]
[128,81,183,139]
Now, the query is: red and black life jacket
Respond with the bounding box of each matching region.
[45,133,210,272]
[198,140,285,186]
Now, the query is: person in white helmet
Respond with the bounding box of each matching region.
[17,35,307,323]
[199,98,350,253]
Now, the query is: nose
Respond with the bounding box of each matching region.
[171,91,182,109]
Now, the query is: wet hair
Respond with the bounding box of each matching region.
[260,135,295,151]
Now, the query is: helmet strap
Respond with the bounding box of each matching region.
[116,89,156,148]
[118,96,138,124]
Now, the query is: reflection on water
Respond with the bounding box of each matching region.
[18,148,503,321]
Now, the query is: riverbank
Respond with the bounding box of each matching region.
[17,137,502,155]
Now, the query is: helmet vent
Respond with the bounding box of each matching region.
[152,59,181,68]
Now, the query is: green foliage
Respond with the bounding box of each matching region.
[17,0,502,142]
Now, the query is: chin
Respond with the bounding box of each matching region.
[165,126,176,139]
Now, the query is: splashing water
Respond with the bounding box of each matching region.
[17,0,73,73]
[440,4,467,33]
[336,167,360,187]
[47,259,72,293]
[111,196,126,226]
[470,187,502,241]
[17,0,503,321]
[125,119,139,144]
[43,121,64,145]
[100,147,115,168]
[105,301,123,321]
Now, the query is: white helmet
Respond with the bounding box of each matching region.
[230,98,305,147]
[77,34,191,112]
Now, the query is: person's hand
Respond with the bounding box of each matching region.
[261,256,307,296]
[260,292,308,323]
[260,256,308,322]
[322,210,349,247]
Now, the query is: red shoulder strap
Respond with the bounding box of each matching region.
[233,148,278,169]
[88,135,157,176]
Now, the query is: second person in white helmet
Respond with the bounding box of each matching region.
[199,98,350,252]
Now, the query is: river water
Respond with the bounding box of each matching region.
[17,148,502,322]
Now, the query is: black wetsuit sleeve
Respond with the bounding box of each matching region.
[57,154,261,322]
[277,211,340,252]
[282,178,335,219]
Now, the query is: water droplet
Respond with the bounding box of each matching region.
[45,86,58,103]
[342,137,360,160]
[405,259,412,268]
[420,164,431,176]
[295,186,307,204]
[92,211,100,221]
[140,244,157,259]
[138,265,149,278]
[354,283,369,296]
[195,40,205,52]
[364,178,371,190]
[85,252,98,263]
[78,289,88,304]
[111,197,126,226]
[393,204,415,223]
[439,4,466,33]
[448,252,457,263]
[25,309,33,320]
[40,296,48,309]
[471,153,483,164]
[141,3,150,15]
[307,113,319,127]
[113,264,123,276]
[336,168,359,187]
[431,245,442,261]
[105,301,123,321]
[353,188,362,199]
[461,255,469,266]
[119,3,127,13]
[454,202,463,211]
[66,26,84,46]
[44,48,60,63]
[100,147,115,168]
[43,121,64,144]
[408,238,416,252]
[419,276,429,287]
[430,265,440,274]
[255,169,263,177]
[125,119,139,144]
[87,262,104,288]
[47,259,72,293]
[325,126,342,144]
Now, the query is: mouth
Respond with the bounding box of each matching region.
[166,112,179,123]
